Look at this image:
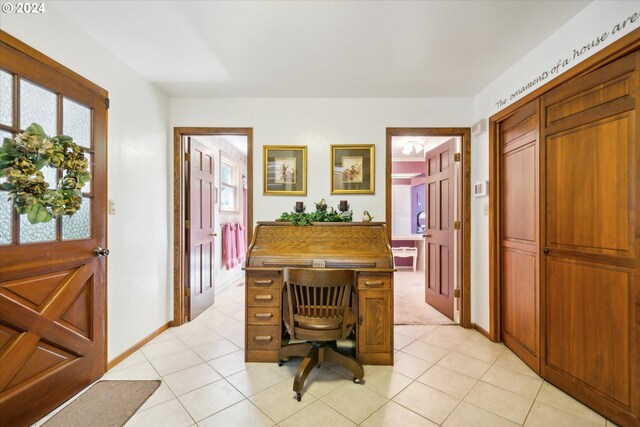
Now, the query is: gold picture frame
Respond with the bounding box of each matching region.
[331,144,375,194]
[263,145,307,195]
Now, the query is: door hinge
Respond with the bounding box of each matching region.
[454,220,461,230]
[184,152,190,162]
[104,97,110,109]
[185,219,190,229]
[454,289,461,298]
[185,287,190,297]
[454,153,461,162]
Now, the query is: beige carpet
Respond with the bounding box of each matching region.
[43,380,161,427]
[394,270,455,325]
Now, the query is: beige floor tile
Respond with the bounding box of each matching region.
[417,365,477,399]
[394,324,438,339]
[192,337,241,361]
[394,332,414,350]
[454,337,505,363]
[393,381,460,424]
[279,400,355,427]
[137,380,176,412]
[536,382,606,425]
[197,399,274,427]
[525,402,604,427]
[402,340,449,363]
[464,381,533,424]
[250,379,317,422]
[207,350,248,377]
[170,320,214,338]
[361,401,438,427]
[302,365,351,398]
[141,337,189,361]
[163,362,222,396]
[362,366,413,398]
[225,332,245,349]
[175,329,223,348]
[102,361,159,380]
[392,351,433,379]
[494,349,539,378]
[481,365,542,399]
[109,350,148,372]
[436,351,491,379]
[419,325,473,350]
[149,349,204,376]
[125,399,194,427]
[178,379,244,422]
[217,322,244,338]
[146,329,177,345]
[443,401,519,427]
[321,381,388,424]
[229,310,246,322]
[227,364,291,397]
[606,419,620,426]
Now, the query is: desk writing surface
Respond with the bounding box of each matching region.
[244,222,394,365]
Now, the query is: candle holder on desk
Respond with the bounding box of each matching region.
[338,200,349,212]
[294,201,306,213]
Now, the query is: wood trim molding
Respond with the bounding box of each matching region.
[173,127,253,327]
[107,321,171,370]
[488,28,640,343]
[386,127,472,328]
[0,30,108,97]
[473,322,491,340]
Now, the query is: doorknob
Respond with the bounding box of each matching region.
[209,233,217,237]
[94,247,110,257]
[543,247,549,254]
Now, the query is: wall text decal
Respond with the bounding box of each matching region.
[495,11,639,110]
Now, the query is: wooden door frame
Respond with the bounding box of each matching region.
[488,29,640,342]
[386,127,472,329]
[173,127,253,326]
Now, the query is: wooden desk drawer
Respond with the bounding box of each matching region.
[247,273,280,288]
[358,274,391,290]
[247,325,280,351]
[247,307,281,325]
[247,287,280,306]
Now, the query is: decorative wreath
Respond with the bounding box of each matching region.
[0,123,91,224]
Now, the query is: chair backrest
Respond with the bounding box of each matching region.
[283,268,355,341]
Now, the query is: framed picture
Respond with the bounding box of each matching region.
[263,145,307,195]
[331,144,375,194]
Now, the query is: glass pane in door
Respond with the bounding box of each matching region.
[0,192,12,245]
[62,197,91,240]
[20,79,57,135]
[0,70,13,126]
[20,214,56,243]
[63,98,91,148]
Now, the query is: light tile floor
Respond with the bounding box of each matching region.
[36,280,619,427]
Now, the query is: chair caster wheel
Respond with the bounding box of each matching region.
[353,377,362,384]
[296,392,301,401]
[278,360,285,367]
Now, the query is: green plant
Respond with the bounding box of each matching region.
[0,123,91,224]
[276,206,352,225]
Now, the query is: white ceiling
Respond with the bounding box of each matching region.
[391,136,455,161]
[52,1,590,98]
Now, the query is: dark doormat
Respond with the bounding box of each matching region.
[42,380,161,427]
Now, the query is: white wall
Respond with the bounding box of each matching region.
[171,98,473,224]
[1,6,173,360]
[470,1,640,330]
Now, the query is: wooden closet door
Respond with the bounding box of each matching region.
[500,100,540,372]
[541,52,639,426]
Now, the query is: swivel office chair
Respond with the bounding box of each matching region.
[278,268,364,401]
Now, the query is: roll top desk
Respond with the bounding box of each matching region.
[244,222,394,365]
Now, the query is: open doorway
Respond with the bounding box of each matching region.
[386,128,471,328]
[173,127,253,326]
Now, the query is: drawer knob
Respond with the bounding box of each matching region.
[254,335,273,342]
[254,279,273,286]
[364,280,384,287]
[254,313,273,319]
[254,294,273,301]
